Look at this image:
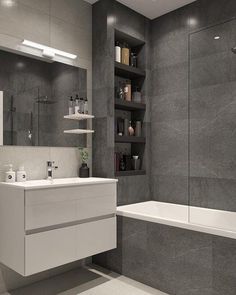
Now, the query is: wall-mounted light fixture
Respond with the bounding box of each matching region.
[22,40,77,60]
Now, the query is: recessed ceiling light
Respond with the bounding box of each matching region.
[214,36,220,40]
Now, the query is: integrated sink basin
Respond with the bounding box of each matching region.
[1,177,117,190]
[0,177,117,276]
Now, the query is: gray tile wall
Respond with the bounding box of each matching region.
[151,0,236,209]
[94,216,236,295]
[92,0,151,205]
[0,0,92,293]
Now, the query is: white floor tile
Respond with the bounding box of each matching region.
[4,264,169,295]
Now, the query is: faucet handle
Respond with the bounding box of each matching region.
[47,161,54,167]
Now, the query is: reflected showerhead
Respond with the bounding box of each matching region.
[35,95,56,104]
[231,47,236,54]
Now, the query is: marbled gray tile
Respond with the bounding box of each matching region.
[151,175,188,205]
[117,175,150,205]
[190,177,236,211]
[151,120,188,176]
[151,62,188,97]
[152,91,188,123]
[212,236,236,295]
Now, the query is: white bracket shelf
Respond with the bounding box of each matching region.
[63,113,94,134]
[64,129,94,135]
[64,113,94,120]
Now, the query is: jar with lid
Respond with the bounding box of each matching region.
[121,43,130,66]
[124,80,131,101]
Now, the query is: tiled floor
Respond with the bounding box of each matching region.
[3,265,168,295]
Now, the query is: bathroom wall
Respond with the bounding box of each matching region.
[0,0,92,183]
[0,0,92,293]
[97,216,236,295]
[92,0,151,205]
[151,0,236,209]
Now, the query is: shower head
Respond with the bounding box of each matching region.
[231,47,236,54]
[35,95,56,104]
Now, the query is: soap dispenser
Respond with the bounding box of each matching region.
[16,166,27,182]
[5,164,16,183]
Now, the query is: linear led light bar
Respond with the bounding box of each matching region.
[22,40,77,60]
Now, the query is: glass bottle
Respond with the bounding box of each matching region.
[84,98,89,114]
[79,97,84,114]
[74,94,80,114]
[118,82,124,100]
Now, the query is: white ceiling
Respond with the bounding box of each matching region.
[85,0,196,20]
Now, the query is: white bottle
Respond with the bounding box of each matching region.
[17,166,27,182]
[68,96,74,115]
[115,41,121,63]
[5,164,16,183]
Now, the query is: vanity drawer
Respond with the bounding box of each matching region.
[25,184,116,231]
[25,217,116,276]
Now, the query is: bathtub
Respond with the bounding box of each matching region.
[117,201,236,240]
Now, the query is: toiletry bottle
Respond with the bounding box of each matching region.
[128,121,134,136]
[79,97,84,114]
[5,164,16,183]
[119,156,126,171]
[124,80,131,101]
[132,87,142,103]
[68,96,74,115]
[135,121,142,137]
[115,41,121,63]
[130,52,137,67]
[122,43,130,65]
[83,98,89,114]
[74,95,80,114]
[118,82,124,100]
[16,166,27,182]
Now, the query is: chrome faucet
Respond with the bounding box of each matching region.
[46,161,58,180]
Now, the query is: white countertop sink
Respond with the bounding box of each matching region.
[0,177,118,190]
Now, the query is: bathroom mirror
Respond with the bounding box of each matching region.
[0,49,87,147]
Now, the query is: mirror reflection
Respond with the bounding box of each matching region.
[0,49,87,147]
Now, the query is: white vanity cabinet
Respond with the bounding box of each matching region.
[0,178,117,276]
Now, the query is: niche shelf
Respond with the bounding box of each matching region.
[115,135,146,144]
[114,29,147,177]
[115,99,146,111]
[64,113,94,120]
[64,129,94,135]
[115,62,146,79]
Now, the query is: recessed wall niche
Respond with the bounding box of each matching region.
[0,49,88,147]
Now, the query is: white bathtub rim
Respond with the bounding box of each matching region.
[117,202,236,240]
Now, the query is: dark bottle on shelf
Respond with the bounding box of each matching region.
[130,52,137,67]
[119,157,126,171]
